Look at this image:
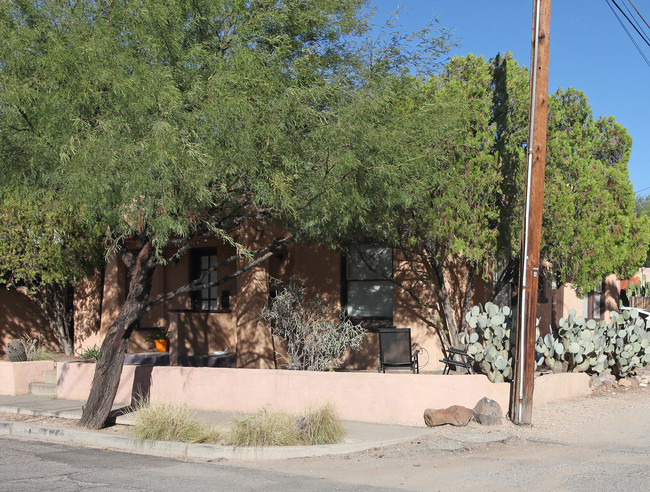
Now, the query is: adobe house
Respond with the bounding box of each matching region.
[0,227,623,368]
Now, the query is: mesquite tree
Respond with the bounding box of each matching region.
[0,0,455,428]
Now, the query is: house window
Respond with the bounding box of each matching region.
[582,282,603,319]
[192,249,218,311]
[344,245,393,318]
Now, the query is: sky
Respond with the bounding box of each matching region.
[371,1,650,197]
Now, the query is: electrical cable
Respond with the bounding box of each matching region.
[611,0,650,46]
[635,185,650,194]
[416,344,429,369]
[606,0,650,69]
[621,0,650,43]
[629,0,650,31]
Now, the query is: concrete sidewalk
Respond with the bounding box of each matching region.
[0,394,432,460]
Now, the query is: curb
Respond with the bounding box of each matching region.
[0,420,428,461]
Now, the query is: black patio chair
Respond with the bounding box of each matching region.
[378,327,420,374]
[440,347,474,375]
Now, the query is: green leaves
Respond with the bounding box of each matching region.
[543,88,649,294]
[0,193,102,288]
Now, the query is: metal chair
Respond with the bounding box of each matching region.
[440,347,474,374]
[378,327,420,374]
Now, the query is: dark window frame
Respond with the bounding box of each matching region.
[583,281,604,319]
[341,244,394,323]
[191,248,220,312]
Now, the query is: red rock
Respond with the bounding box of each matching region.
[423,405,474,427]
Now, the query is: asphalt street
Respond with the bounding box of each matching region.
[0,436,402,492]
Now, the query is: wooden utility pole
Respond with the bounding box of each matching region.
[509,0,551,425]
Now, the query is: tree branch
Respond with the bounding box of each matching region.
[139,234,296,315]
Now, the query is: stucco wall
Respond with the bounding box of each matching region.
[0,289,55,356]
[54,362,592,427]
[0,361,55,395]
[56,361,141,405]
[148,368,510,426]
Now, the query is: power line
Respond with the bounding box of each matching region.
[621,0,650,44]
[610,0,650,47]
[635,185,650,195]
[606,0,650,69]
[629,0,650,31]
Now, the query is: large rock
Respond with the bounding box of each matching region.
[472,397,503,426]
[424,405,474,427]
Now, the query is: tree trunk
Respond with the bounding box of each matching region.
[431,259,461,348]
[17,283,75,355]
[46,283,75,356]
[460,266,477,338]
[79,242,156,429]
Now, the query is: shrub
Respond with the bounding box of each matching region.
[130,399,220,443]
[261,277,365,371]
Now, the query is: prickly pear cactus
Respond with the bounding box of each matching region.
[6,339,27,362]
[605,309,650,377]
[536,308,650,378]
[461,302,514,383]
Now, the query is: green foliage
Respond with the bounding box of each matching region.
[144,329,170,342]
[536,309,650,378]
[131,399,221,444]
[461,302,515,383]
[261,278,365,371]
[543,91,650,295]
[0,194,102,288]
[632,194,650,266]
[0,0,449,259]
[227,404,345,447]
[340,52,647,348]
[78,345,101,361]
[0,194,102,355]
[1,0,461,426]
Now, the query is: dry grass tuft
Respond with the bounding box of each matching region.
[226,407,300,447]
[296,402,345,445]
[130,399,220,444]
[226,403,345,447]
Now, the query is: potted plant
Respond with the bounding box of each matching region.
[146,329,169,353]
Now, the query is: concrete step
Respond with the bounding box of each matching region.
[43,370,58,385]
[29,382,57,397]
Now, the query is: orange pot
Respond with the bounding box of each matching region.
[154,339,169,352]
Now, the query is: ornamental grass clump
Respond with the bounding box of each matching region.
[227,407,300,447]
[296,403,345,445]
[226,404,346,447]
[131,399,220,444]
